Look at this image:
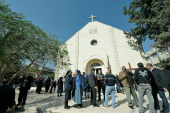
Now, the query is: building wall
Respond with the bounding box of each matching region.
[145,47,170,66]
[61,21,145,76]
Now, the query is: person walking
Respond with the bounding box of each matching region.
[103,69,116,108]
[57,77,64,97]
[88,68,100,107]
[146,63,169,113]
[119,66,139,109]
[64,70,73,109]
[36,77,43,94]
[73,70,86,108]
[50,80,57,93]
[45,77,51,93]
[134,63,155,113]
[96,70,105,101]
[115,74,122,93]
[0,79,15,113]
[17,73,33,106]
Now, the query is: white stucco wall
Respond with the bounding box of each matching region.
[58,21,145,76]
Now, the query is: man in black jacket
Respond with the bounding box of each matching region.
[17,73,33,106]
[163,65,170,97]
[134,63,155,113]
[88,68,99,107]
[96,70,105,101]
[0,79,15,113]
[146,63,169,113]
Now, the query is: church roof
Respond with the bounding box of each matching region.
[66,21,125,43]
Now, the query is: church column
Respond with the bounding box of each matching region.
[109,27,121,74]
[75,32,80,70]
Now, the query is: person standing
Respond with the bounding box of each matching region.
[13,77,19,90]
[146,63,169,113]
[119,66,139,109]
[64,70,73,109]
[163,65,170,97]
[103,69,116,108]
[17,73,33,106]
[134,63,155,113]
[50,80,57,93]
[45,77,51,93]
[0,79,15,113]
[36,77,43,94]
[57,77,63,97]
[84,73,90,99]
[115,74,122,93]
[73,70,86,108]
[96,70,105,101]
[88,68,100,107]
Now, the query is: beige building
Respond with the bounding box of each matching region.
[145,47,170,67]
[56,17,145,77]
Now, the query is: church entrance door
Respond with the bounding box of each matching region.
[85,59,105,75]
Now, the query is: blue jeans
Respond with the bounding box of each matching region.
[116,83,122,93]
[152,88,169,112]
[104,86,115,107]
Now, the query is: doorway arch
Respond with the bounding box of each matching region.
[85,59,105,74]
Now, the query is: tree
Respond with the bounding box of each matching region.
[0,1,68,84]
[123,0,170,48]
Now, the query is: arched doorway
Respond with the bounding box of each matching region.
[85,59,105,74]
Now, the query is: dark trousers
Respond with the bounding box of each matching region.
[45,85,50,92]
[65,100,68,107]
[98,84,105,100]
[36,86,42,94]
[168,85,170,96]
[91,87,97,105]
[50,86,56,93]
[18,88,28,104]
[152,88,169,112]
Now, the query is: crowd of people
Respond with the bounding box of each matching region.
[0,73,63,113]
[0,62,170,113]
[64,63,170,113]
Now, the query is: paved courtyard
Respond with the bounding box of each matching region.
[14,87,170,113]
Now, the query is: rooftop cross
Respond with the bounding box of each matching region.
[89,15,96,22]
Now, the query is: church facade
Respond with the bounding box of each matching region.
[56,19,145,77]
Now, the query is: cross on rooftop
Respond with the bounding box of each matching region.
[89,15,96,22]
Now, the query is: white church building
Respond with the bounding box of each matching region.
[56,15,145,77]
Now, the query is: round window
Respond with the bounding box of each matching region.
[91,40,97,46]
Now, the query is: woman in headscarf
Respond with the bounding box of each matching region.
[64,70,73,109]
[57,77,63,96]
[73,69,86,108]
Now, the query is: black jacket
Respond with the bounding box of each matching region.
[115,76,121,84]
[134,67,153,85]
[88,72,97,87]
[163,69,170,85]
[0,85,15,111]
[104,73,116,86]
[151,68,168,89]
[20,75,33,90]
[64,74,73,90]
[57,77,63,89]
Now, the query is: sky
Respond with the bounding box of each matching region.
[4,0,154,53]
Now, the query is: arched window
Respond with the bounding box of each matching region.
[91,40,97,46]
[90,63,101,67]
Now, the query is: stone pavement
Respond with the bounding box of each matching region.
[14,87,170,113]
